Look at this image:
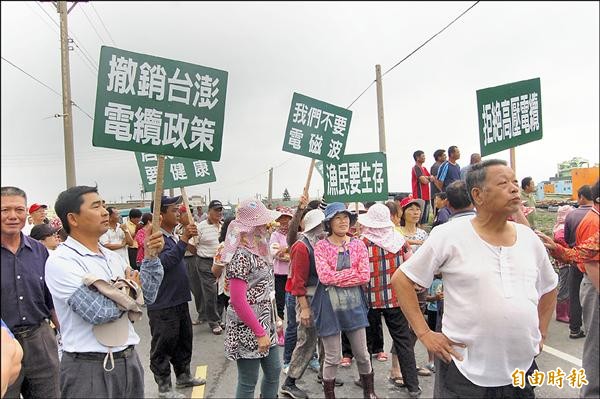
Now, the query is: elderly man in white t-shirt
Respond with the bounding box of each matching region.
[392,159,558,398]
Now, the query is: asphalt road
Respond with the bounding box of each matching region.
[132,297,589,399]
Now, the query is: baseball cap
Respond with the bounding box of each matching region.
[399,195,426,210]
[209,200,223,210]
[30,223,58,241]
[28,203,47,214]
[150,195,183,212]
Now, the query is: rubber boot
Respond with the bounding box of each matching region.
[176,366,206,388]
[359,371,378,399]
[323,378,336,399]
[157,377,185,399]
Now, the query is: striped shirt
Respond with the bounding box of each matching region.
[195,220,221,258]
[362,238,411,309]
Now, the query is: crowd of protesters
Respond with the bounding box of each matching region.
[1,147,598,399]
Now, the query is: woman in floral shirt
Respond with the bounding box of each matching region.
[222,199,282,398]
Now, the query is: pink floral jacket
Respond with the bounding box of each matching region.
[314,238,370,287]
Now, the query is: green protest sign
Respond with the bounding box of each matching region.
[282,92,352,162]
[323,152,388,203]
[476,78,542,157]
[93,46,228,161]
[135,152,216,192]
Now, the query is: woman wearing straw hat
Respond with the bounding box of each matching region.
[358,203,422,397]
[222,199,282,398]
[312,202,376,399]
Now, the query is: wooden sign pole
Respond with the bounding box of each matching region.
[148,155,165,258]
[510,147,516,174]
[180,186,193,224]
[303,159,316,199]
[151,155,165,234]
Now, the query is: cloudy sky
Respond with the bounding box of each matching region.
[1,1,598,207]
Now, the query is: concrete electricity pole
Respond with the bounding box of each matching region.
[268,167,273,204]
[375,64,387,154]
[57,1,77,188]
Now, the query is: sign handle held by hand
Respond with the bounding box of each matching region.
[148,155,165,258]
[180,187,193,226]
[303,159,316,199]
[150,156,165,232]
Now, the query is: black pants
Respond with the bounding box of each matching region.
[128,247,139,270]
[435,359,536,398]
[5,322,60,399]
[148,303,193,382]
[274,274,287,319]
[342,331,353,358]
[217,293,230,323]
[569,265,584,332]
[366,308,384,353]
[371,307,420,391]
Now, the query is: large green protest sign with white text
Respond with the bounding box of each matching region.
[323,152,388,203]
[93,46,228,161]
[476,78,543,157]
[282,93,352,162]
[135,152,216,192]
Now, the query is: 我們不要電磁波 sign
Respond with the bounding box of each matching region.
[93,46,228,161]
[135,152,216,192]
[476,77,542,157]
[323,152,388,203]
[282,92,352,162]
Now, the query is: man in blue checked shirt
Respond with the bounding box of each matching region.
[45,185,165,398]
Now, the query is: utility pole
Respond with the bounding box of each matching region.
[267,167,273,204]
[375,64,387,154]
[57,1,77,188]
[169,188,175,197]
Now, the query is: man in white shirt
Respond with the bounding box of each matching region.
[99,207,134,266]
[22,203,48,236]
[392,159,557,398]
[45,185,165,398]
[191,200,223,334]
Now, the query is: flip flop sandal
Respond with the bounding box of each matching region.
[416,367,432,376]
[388,376,406,387]
[212,326,223,335]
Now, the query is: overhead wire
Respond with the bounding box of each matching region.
[1,56,94,121]
[344,1,480,110]
[35,2,99,72]
[79,5,108,45]
[382,1,480,77]
[90,2,117,46]
[271,2,480,190]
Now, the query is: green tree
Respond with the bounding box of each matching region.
[283,188,291,201]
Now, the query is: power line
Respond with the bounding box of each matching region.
[1,56,94,121]
[1,56,62,97]
[382,1,480,77]
[32,2,97,74]
[346,80,375,109]
[35,2,99,71]
[90,2,117,46]
[26,1,59,34]
[345,1,480,110]
[79,5,108,45]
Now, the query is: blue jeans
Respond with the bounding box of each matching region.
[283,293,298,363]
[236,346,281,399]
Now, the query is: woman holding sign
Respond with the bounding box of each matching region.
[312,202,378,399]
